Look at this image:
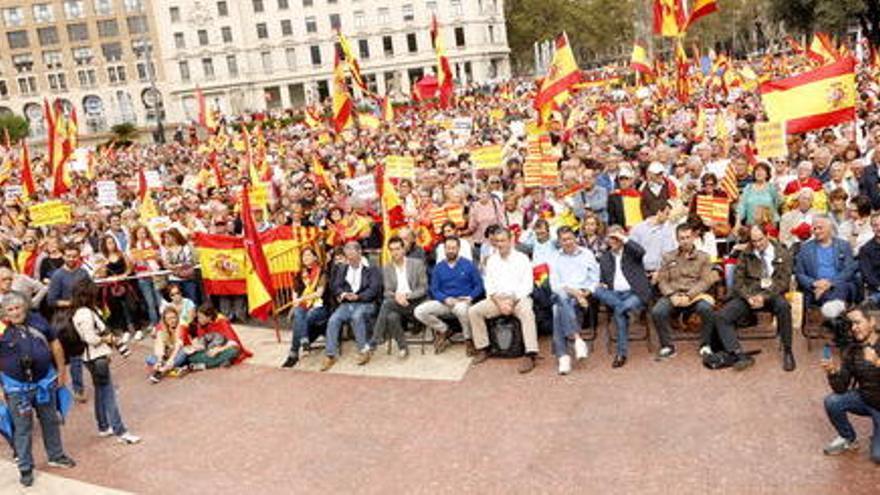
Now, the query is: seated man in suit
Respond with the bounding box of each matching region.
[651,223,719,361]
[593,226,653,368]
[322,241,382,371]
[469,227,539,374]
[795,215,858,345]
[714,225,795,371]
[370,236,427,359]
[858,213,880,306]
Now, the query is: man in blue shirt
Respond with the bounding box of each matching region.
[46,244,91,310]
[414,236,484,355]
[549,227,600,375]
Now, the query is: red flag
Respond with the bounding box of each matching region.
[138,167,148,201]
[21,140,35,199]
[431,15,455,108]
[209,152,225,187]
[241,186,274,320]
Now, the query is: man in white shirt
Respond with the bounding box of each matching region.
[628,202,677,273]
[468,228,539,373]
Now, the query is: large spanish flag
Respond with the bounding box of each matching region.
[684,0,718,30]
[653,0,686,37]
[241,186,274,320]
[431,15,455,108]
[759,56,856,134]
[534,32,581,124]
[630,42,654,76]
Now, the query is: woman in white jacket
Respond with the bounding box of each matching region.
[71,279,140,445]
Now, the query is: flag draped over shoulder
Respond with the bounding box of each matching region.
[653,0,686,37]
[241,186,274,320]
[431,15,455,108]
[759,57,856,134]
[534,32,581,124]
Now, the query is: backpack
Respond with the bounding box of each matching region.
[488,316,525,358]
[52,308,86,359]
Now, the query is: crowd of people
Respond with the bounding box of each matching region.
[3,45,880,487]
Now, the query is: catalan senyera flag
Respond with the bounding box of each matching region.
[196,87,218,133]
[431,15,455,108]
[807,33,839,66]
[331,54,354,133]
[674,39,690,103]
[760,56,856,135]
[630,42,654,76]
[21,140,35,199]
[684,0,718,30]
[337,31,367,93]
[534,33,581,125]
[241,186,274,320]
[695,195,730,226]
[720,161,740,201]
[653,0,686,37]
[303,106,322,129]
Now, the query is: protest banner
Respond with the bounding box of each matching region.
[96,180,119,206]
[28,200,72,227]
[470,144,503,170]
[385,155,416,180]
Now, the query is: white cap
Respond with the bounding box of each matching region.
[647,162,666,175]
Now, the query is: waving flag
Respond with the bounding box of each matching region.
[20,140,35,199]
[431,15,455,108]
[807,33,839,65]
[241,186,274,320]
[653,0,686,37]
[196,87,218,133]
[337,31,367,92]
[684,0,718,30]
[760,56,856,134]
[534,32,581,125]
[331,53,354,133]
[630,41,654,76]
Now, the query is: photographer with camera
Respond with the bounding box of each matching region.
[70,280,140,445]
[0,291,76,487]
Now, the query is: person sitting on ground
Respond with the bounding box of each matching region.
[369,236,428,359]
[281,247,330,368]
[651,223,719,361]
[469,227,540,374]
[549,226,600,375]
[146,306,189,383]
[593,226,653,368]
[713,225,795,372]
[414,236,484,355]
[322,241,381,371]
[187,304,252,369]
[820,306,880,463]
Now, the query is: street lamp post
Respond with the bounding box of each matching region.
[139,42,165,143]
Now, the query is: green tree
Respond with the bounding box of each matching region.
[765,0,880,45]
[110,122,139,145]
[0,113,30,144]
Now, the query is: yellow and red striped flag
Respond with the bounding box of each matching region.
[807,33,839,65]
[20,140,35,199]
[759,56,856,134]
[331,53,354,133]
[534,32,581,125]
[720,161,740,201]
[630,41,654,77]
[242,186,274,320]
[653,0,686,37]
[431,15,455,108]
[684,0,718,31]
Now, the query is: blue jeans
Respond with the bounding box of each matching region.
[137,278,163,326]
[824,390,880,463]
[70,355,84,395]
[7,386,66,472]
[593,288,644,357]
[551,293,582,357]
[325,302,376,357]
[289,306,329,356]
[85,358,127,435]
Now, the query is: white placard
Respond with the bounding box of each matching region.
[452,117,473,138]
[68,148,89,173]
[144,170,161,189]
[4,185,22,201]
[342,175,378,204]
[96,180,119,206]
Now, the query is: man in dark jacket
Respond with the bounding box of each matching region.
[593,226,652,368]
[322,241,382,371]
[820,306,880,463]
[714,225,795,371]
[859,147,880,211]
[858,214,880,305]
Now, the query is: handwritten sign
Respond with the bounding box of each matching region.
[29,200,72,227]
[385,155,416,180]
[754,121,787,159]
[96,180,119,206]
[342,175,378,204]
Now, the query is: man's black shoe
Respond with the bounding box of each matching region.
[612,355,627,368]
[783,350,796,372]
[20,469,34,487]
[281,355,298,368]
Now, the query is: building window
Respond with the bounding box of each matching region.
[253,0,264,13]
[37,27,60,46]
[303,0,313,6]
[226,54,238,77]
[455,27,465,47]
[285,47,296,69]
[131,38,151,58]
[17,76,38,95]
[329,14,340,30]
[488,25,494,44]
[450,0,462,16]
[12,54,34,73]
[67,22,89,42]
[305,16,317,34]
[32,4,55,24]
[406,33,417,53]
[2,8,23,28]
[102,42,122,61]
[382,35,393,57]
[278,0,290,9]
[64,1,86,19]
[94,0,113,16]
[77,68,97,87]
[174,33,185,49]
[261,51,272,73]
[402,4,414,22]
[72,47,94,65]
[97,19,119,37]
[6,31,29,50]
[136,61,153,81]
[202,57,215,79]
[217,1,229,16]
[281,20,293,36]
[198,29,209,45]
[353,10,365,28]
[0,81,7,98]
[377,8,389,25]
[124,0,144,13]
[169,6,180,22]
[358,39,369,59]
[48,73,68,91]
[179,60,190,81]
[107,65,126,84]
[310,45,321,66]
[256,23,268,39]
[43,50,63,69]
[127,15,148,35]
[221,27,233,43]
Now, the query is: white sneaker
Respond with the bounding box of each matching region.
[120,332,132,344]
[117,432,141,445]
[558,355,572,375]
[133,330,144,341]
[823,436,858,455]
[574,338,589,360]
[699,345,712,357]
[98,428,114,438]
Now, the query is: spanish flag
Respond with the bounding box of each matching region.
[331,53,354,133]
[431,15,455,108]
[241,186,274,320]
[377,165,406,263]
[20,140,35,199]
[759,56,856,134]
[653,0,686,37]
[534,32,581,125]
[807,33,839,65]
[630,41,654,76]
[46,100,74,197]
[196,86,218,133]
[684,0,718,30]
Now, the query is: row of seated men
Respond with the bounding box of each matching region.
[280,211,878,375]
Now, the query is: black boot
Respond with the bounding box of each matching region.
[281,342,300,368]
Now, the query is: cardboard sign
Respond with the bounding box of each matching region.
[342,175,378,204]
[754,121,787,159]
[385,156,416,180]
[96,180,119,206]
[470,144,503,170]
[29,200,72,227]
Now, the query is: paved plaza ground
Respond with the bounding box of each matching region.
[2,324,879,494]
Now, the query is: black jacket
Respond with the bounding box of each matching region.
[859,163,880,211]
[598,240,652,305]
[828,340,880,410]
[329,261,382,305]
[859,238,880,293]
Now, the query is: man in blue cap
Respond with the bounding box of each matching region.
[0,291,76,487]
